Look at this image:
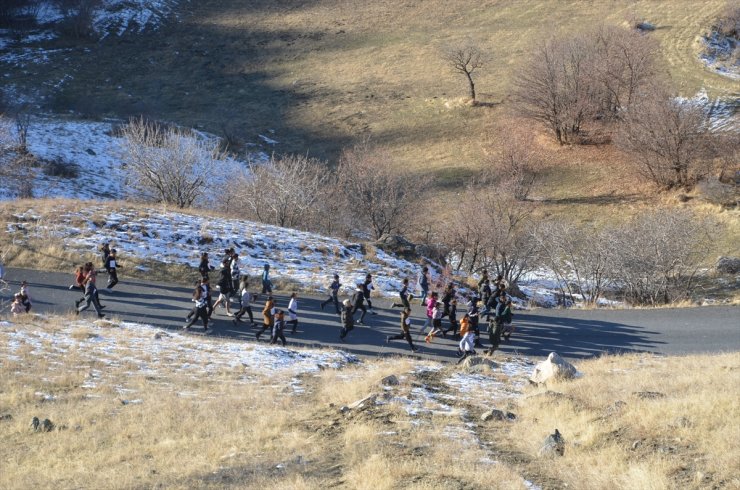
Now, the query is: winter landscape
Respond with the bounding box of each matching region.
[1,0,739,489]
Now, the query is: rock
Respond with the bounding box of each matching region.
[459,356,498,372]
[414,244,435,259]
[539,429,565,457]
[380,375,399,387]
[339,406,350,414]
[153,332,163,340]
[85,148,96,155]
[481,409,516,422]
[0,414,12,421]
[530,353,577,385]
[716,256,740,274]
[633,391,665,400]
[30,417,39,431]
[347,393,377,411]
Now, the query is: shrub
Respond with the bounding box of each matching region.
[43,158,80,179]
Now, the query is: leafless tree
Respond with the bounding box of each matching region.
[616,87,713,189]
[486,129,541,201]
[119,118,228,208]
[515,35,597,144]
[532,221,615,305]
[335,140,415,240]
[226,153,329,229]
[608,209,715,305]
[442,43,487,103]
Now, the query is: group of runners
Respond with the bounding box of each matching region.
[5,243,516,359]
[186,249,516,360]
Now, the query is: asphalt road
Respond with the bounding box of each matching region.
[2,268,739,362]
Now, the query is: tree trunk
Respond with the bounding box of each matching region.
[466,73,476,102]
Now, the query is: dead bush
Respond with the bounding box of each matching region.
[43,158,80,179]
[55,0,100,39]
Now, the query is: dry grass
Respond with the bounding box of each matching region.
[1,314,738,489]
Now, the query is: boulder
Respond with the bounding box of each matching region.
[346,393,378,411]
[380,375,399,387]
[539,429,565,457]
[716,256,740,274]
[530,353,577,385]
[481,409,516,422]
[459,356,498,372]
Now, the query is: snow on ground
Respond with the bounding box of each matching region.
[699,31,740,81]
[677,88,740,133]
[6,206,423,297]
[1,317,359,392]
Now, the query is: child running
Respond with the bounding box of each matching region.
[233,277,256,326]
[425,301,445,343]
[339,299,354,342]
[104,248,119,291]
[457,314,476,362]
[320,274,341,314]
[183,281,209,331]
[270,310,287,346]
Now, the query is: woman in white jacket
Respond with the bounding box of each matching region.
[288,292,299,334]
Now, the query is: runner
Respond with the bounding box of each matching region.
[270,310,287,346]
[255,295,275,340]
[457,314,476,362]
[287,292,299,334]
[351,283,367,325]
[320,274,341,314]
[76,274,104,319]
[443,298,458,338]
[425,301,445,343]
[386,307,418,352]
[198,252,214,280]
[417,266,429,306]
[233,277,256,326]
[104,249,119,291]
[19,280,32,313]
[391,278,412,309]
[362,273,377,315]
[10,293,24,316]
[339,299,354,342]
[261,263,272,295]
[68,266,85,291]
[183,281,209,331]
[211,259,234,316]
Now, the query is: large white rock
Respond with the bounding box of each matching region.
[530,352,577,385]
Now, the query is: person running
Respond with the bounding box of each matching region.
[443,298,459,338]
[186,277,212,321]
[420,291,438,335]
[386,307,418,352]
[486,293,510,355]
[466,293,482,348]
[68,265,86,291]
[270,310,287,346]
[183,281,209,331]
[391,278,412,309]
[104,248,119,291]
[261,263,272,295]
[320,274,341,314]
[339,299,354,342]
[211,259,234,316]
[351,283,367,325]
[477,269,489,292]
[485,282,506,321]
[457,314,476,361]
[441,283,456,318]
[76,274,104,319]
[500,297,515,342]
[230,253,241,295]
[10,293,25,316]
[361,273,377,315]
[100,242,111,267]
[287,292,299,334]
[198,252,214,280]
[425,301,445,343]
[75,263,105,310]
[233,277,256,326]
[255,295,275,340]
[417,266,429,306]
[480,279,492,309]
[19,281,32,313]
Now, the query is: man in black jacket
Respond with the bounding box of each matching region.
[351,283,367,324]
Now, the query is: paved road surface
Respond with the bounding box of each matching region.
[2,268,739,362]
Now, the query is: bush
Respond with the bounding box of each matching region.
[55,0,100,39]
[43,158,80,179]
[695,177,738,208]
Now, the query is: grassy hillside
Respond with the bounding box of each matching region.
[1,315,738,489]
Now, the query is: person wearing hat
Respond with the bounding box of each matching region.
[320,274,341,314]
[339,299,354,342]
[104,249,119,291]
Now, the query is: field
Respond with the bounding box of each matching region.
[1,314,738,489]
[5,1,737,184]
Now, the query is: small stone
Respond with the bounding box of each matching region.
[339,406,350,414]
[85,148,96,155]
[30,417,40,432]
[539,429,565,457]
[41,419,55,432]
[631,440,642,451]
[380,375,399,387]
[633,391,665,400]
[0,414,12,421]
[481,409,506,422]
[153,332,163,340]
[460,356,498,372]
[347,394,377,411]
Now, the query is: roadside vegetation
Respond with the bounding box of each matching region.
[0,315,738,489]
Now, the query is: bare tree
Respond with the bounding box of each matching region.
[486,128,541,201]
[608,209,715,305]
[515,35,597,144]
[226,153,329,229]
[532,221,615,305]
[119,118,228,208]
[616,87,713,189]
[442,43,487,103]
[335,140,414,240]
